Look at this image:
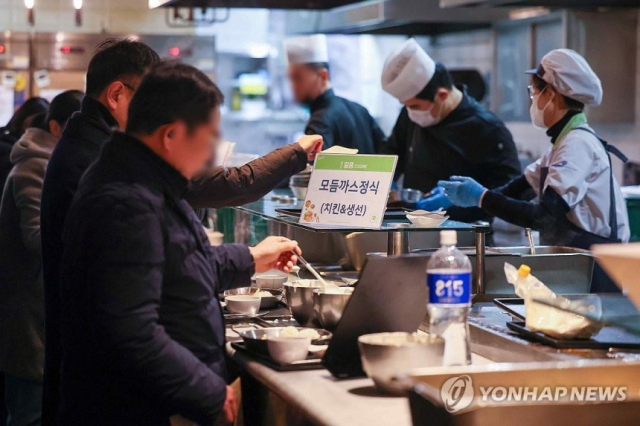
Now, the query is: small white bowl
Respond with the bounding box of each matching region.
[406,214,448,228]
[290,185,308,200]
[255,274,288,290]
[225,295,261,315]
[410,209,446,216]
[267,336,311,364]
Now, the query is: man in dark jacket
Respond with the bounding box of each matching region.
[59,61,301,426]
[285,34,385,153]
[40,39,321,425]
[39,39,160,426]
[380,38,521,223]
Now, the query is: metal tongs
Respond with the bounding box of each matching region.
[296,254,329,286]
[525,228,536,255]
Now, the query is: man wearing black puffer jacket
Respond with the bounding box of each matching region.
[59,61,302,425]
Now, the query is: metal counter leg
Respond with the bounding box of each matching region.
[474,232,485,295]
[387,230,409,255]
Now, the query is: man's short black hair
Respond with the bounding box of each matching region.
[126,61,224,136]
[416,62,454,101]
[47,90,84,128]
[532,75,584,111]
[85,38,160,98]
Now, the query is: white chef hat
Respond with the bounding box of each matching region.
[526,49,602,106]
[381,38,436,102]
[284,34,329,65]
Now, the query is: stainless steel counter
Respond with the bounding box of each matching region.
[227,302,640,425]
[227,341,491,426]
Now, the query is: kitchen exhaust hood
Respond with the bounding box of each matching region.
[441,0,640,7]
[149,0,365,9]
[295,0,513,35]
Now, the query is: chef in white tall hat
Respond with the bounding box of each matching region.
[284,34,384,154]
[284,34,329,67]
[379,38,520,222]
[439,48,629,292]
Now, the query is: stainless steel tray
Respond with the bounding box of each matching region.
[407,360,640,425]
[415,246,595,295]
[230,342,325,371]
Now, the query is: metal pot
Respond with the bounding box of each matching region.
[358,332,444,395]
[284,282,324,327]
[312,288,354,331]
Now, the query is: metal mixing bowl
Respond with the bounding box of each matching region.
[358,332,444,395]
[312,288,354,331]
[284,281,325,327]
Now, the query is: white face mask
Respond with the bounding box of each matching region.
[407,101,441,127]
[529,87,554,129]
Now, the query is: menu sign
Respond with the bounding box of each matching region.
[299,154,397,229]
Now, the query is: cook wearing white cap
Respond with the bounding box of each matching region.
[380,38,520,224]
[439,49,630,292]
[284,34,384,154]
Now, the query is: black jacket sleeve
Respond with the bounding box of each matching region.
[493,174,537,201]
[371,116,386,154]
[305,116,334,149]
[482,185,565,232]
[379,109,408,181]
[186,143,307,209]
[473,124,522,189]
[448,120,523,224]
[82,196,227,425]
[208,243,255,292]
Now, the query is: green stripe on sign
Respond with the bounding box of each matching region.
[313,154,397,172]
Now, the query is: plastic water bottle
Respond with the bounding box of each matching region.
[426,230,472,366]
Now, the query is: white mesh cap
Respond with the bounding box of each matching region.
[284,34,329,65]
[526,49,603,106]
[381,38,435,102]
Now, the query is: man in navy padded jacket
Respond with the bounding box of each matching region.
[58,61,301,425]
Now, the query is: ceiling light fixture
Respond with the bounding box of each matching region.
[74,0,83,27]
[24,0,35,26]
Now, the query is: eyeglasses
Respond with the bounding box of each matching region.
[527,85,546,100]
[122,82,136,92]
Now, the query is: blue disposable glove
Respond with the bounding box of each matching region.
[415,186,452,211]
[438,176,487,208]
